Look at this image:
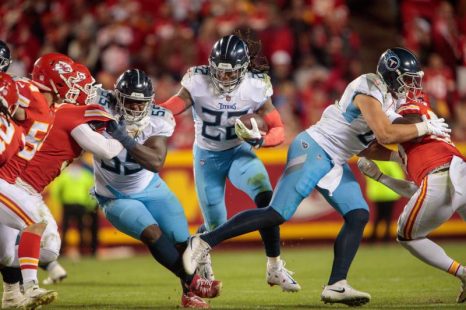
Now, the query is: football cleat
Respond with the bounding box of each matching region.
[266,260,301,292]
[2,282,26,309]
[321,280,371,307]
[20,281,58,309]
[196,252,215,281]
[43,262,67,285]
[457,270,466,303]
[181,292,209,308]
[189,274,222,299]
[357,158,382,181]
[183,234,211,276]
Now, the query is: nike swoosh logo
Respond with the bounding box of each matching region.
[328,288,345,293]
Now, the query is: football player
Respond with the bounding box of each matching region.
[0,57,118,309]
[182,47,451,306]
[159,33,300,292]
[91,69,221,308]
[0,52,75,309]
[357,94,466,304]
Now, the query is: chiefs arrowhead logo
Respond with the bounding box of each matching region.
[53,61,73,74]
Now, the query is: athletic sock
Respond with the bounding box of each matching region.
[18,231,41,284]
[0,267,22,284]
[255,191,281,258]
[201,207,285,247]
[328,209,369,285]
[147,234,192,285]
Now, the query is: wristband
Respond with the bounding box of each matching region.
[415,121,428,137]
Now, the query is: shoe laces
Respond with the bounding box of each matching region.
[276,260,295,276]
[191,239,210,264]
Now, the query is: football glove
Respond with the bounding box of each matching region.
[235,118,263,148]
[416,115,451,138]
[106,118,137,151]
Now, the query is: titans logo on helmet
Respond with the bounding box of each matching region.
[384,51,400,71]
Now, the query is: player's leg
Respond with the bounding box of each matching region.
[184,132,331,274]
[0,181,57,308]
[0,224,26,309]
[228,144,300,292]
[192,145,230,280]
[318,163,371,306]
[397,171,466,303]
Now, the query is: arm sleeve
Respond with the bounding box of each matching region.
[70,124,124,160]
[262,109,285,147]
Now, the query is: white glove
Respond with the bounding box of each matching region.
[357,157,382,181]
[415,115,451,138]
[235,118,262,141]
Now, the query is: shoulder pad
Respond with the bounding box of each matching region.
[242,72,273,103]
[181,66,210,96]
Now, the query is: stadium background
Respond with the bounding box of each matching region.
[1,0,466,249]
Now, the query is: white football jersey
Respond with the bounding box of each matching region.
[181,66,273,151]
[306,73,403,165]
[92,91,175,197]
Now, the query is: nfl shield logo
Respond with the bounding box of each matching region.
[200,160,205,166]
[226,95,231,101]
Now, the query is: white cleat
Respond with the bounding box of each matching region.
[457,271,466,303]
[183,234,211,275]
[321,280,371,307]
[42,262,67,285]
[266,260,301,292]
[2,282,26,309]
[20,281,58,309]
[196,252,215,281]
[357,158,382,181]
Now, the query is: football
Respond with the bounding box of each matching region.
[238,113,268,134]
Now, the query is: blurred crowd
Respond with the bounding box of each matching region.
[0,0,465,148]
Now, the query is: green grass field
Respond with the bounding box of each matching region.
[12,241,466,309]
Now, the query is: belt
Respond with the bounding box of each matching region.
[429,163,450,175]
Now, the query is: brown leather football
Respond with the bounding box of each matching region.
[238,113,268,133]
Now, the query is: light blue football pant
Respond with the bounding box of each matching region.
[96,175,189,243]
[270,132,369,220]
[193,143,273,230]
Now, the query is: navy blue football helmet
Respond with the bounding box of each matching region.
[376,47,423,100]
[114,69,154,124]
[0,40,12,72]
[209,35,250,94]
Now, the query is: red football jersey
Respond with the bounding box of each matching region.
[397,99,464,185]
[0,116,25,166]
[0,78,54,183]
[19,104,113,193]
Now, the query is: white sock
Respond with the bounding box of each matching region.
[399,238,463,275]
[267,256,281,267]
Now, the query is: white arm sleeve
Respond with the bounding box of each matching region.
[70,123,123,160]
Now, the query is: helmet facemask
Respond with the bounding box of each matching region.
[209,59,249,94]
[394,71,424,100]
[115,90,153,124]
[0,57,12,72]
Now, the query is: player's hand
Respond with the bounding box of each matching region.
[422,115,451,138]
[235,118,262,140]
[106,118,137,151]
[357,157,382,181]
[235,118,264,148]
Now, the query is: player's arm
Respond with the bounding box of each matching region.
[357,157,418,198]
[105,120,167,172]
[355,94,450,144]
[357,140,400,161]
[126,136,168,173]
[158,87,193,115]
[256,99,285,147]
[70,123,124,160]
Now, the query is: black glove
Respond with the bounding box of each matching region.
[106,119,137,151]
[244,137,264,149]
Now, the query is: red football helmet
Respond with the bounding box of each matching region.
[0,72,19,115]
[65,63,96,105]
[31,52,75,101]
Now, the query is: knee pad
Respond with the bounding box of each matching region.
[40,228,61,264]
